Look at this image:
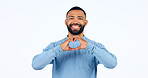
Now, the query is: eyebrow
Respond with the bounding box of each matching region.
[68,16,74,18]
[67,16,84,19]
[78,16,83,18]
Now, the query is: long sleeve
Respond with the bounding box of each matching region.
[85,42,117,69]
[32,42,64,70]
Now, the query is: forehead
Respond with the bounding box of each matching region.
[67,10,85,17]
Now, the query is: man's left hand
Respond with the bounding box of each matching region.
[73,37,88,50]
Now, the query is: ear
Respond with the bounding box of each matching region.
[84,20,88,26]
[65,19,67,26]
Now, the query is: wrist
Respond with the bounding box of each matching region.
[85,42,95,51]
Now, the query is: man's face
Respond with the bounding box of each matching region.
[65,10,88,35]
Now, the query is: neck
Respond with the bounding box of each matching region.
[68,32,84,38]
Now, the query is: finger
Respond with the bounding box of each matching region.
[76,37,81,40]
[71,37,77,41]
[73,38,75,41]
[73,38,77,41]
[68,37,72,40]
[70,38,74,42]
[72,37,78,42]
[74,37,79,41]
[65,38,70,44]
[69,47,76,50]
[75,46,81,50]
[74,37,81,42]
[77,37,86,43]
[68,38,74,42]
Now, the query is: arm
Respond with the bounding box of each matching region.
[85,42,117,69]
[32,42,63,70]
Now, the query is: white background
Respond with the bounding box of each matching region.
[0,0,148,78]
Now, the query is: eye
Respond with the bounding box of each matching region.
[78,18,83,20]
[69,18,74,20]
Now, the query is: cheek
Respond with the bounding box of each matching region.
[67,21,72,26]
[80,21,85,25]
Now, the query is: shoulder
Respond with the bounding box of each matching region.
[85,37,105,48]
[53,37,68,46]
[43,37,67,51]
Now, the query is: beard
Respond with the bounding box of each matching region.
[66,23,85,35]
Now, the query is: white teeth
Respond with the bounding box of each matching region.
[72,25,79,28]
[73,26,79,28]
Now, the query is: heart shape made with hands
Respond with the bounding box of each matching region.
[69,40,81,49]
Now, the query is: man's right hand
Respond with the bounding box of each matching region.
[60,37,76,51]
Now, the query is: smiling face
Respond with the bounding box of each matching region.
[65,10,88,35]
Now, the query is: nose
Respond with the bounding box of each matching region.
[72,18,79,24]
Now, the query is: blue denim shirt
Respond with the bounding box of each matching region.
[32,35,117,78]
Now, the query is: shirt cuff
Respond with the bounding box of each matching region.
[53,45,64,57]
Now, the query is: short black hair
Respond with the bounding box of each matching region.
[66,6,86,18]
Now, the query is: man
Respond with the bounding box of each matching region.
[32,6,117,78]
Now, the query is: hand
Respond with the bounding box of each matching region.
[73,37,88,50]
[60,37,77,51]
[60,36,88,51]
